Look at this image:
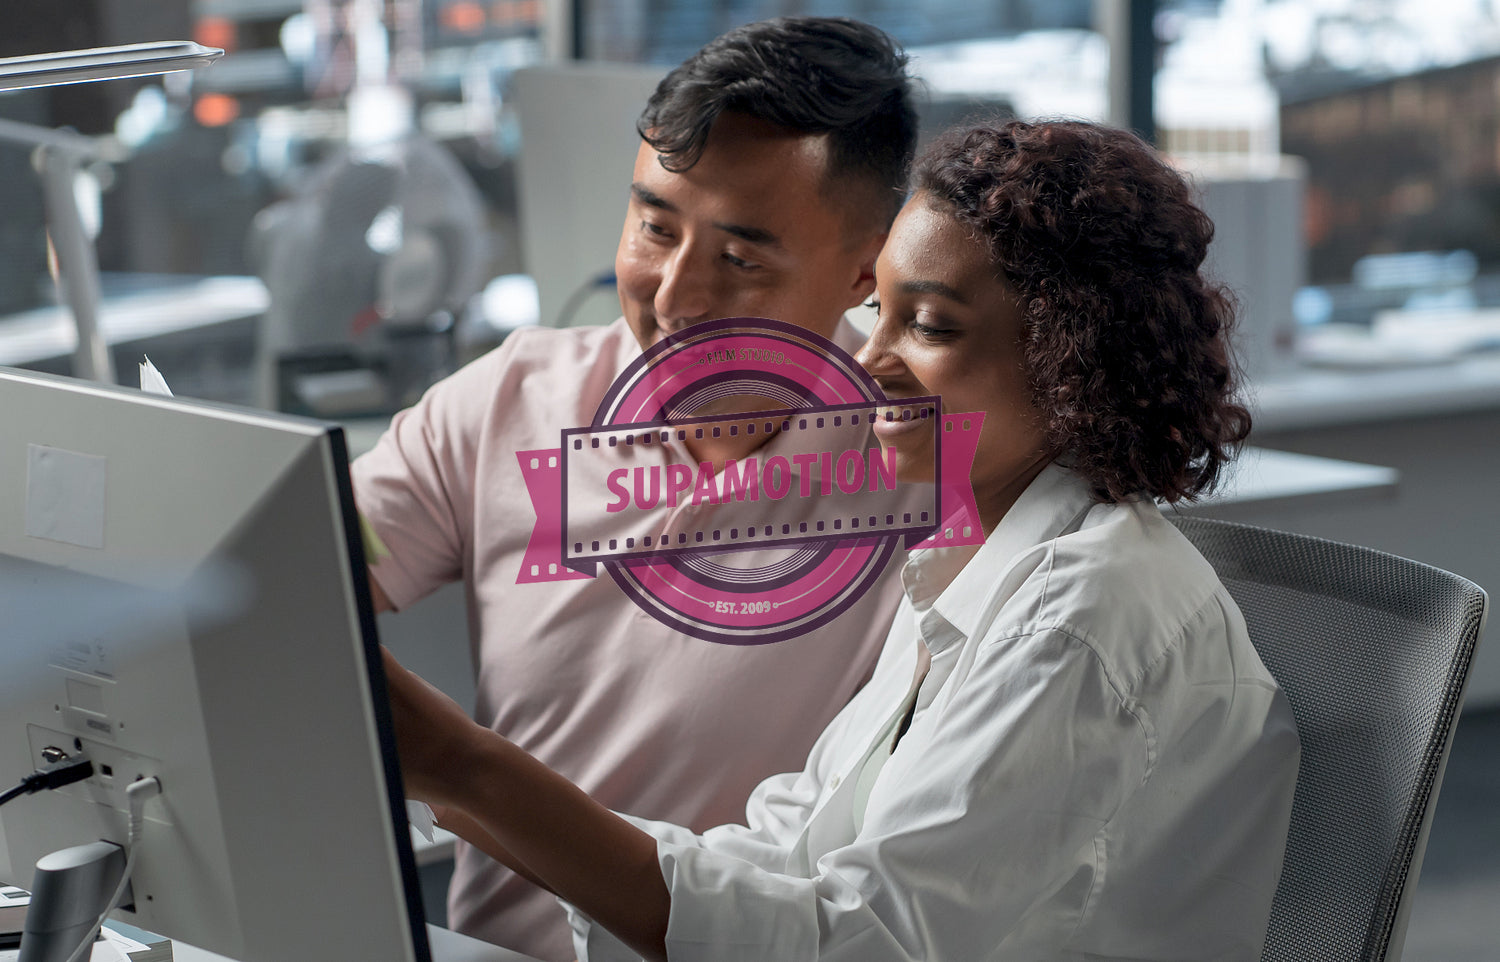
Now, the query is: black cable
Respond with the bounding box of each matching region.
[0,756,94,809]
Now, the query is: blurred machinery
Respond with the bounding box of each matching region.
[250,130,487,415]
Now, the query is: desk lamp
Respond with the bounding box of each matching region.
[0,42,222,385]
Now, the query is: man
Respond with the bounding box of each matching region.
[353,17,917,960]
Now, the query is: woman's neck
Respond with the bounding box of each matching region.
[976,454,1054,535]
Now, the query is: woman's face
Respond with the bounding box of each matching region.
[855,195,1052,532]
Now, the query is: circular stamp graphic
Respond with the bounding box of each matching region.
[518,317,983,644]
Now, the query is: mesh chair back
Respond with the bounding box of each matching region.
[1170,516,1487,962]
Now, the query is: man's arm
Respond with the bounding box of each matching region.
[369,572,393,613]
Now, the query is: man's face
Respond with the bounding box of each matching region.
[615,113,884,352]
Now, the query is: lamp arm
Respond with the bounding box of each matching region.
[0,118,100,157]
[37,147,112,384]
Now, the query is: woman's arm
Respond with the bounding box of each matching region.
[429,806,553,895]
[381,648,671,962]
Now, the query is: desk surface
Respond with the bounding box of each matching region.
[1252,354,1500,433]
[0,276,267,368]
[171,924,543,962]
[1188,445,1397,510]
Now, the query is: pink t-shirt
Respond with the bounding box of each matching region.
[352,318,904,961]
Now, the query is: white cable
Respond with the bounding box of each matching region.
[62,776,161,962]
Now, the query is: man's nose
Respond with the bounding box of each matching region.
[653,247,715,329]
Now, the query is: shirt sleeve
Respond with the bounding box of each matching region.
[567,626,1150,961]
[350,345,509,610]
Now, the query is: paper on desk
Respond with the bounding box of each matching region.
[100,926,149,954]
[138,356,172,396]
[408,800,437,843]
[87,935,132,962]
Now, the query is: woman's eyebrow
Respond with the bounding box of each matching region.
[899,279,969,304]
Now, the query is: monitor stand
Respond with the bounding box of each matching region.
[18,840,127,962]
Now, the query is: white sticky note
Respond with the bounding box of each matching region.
[407,800,437,842]
[138,355,173,396]
[26,444,107,549]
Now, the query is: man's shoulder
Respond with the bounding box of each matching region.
[427,319,636,418]
[478,318,636,378]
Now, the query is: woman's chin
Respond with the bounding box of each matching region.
[876,442,935,487]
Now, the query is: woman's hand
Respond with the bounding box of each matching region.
[380,646,482,809]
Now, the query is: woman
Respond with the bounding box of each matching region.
[383,119,1300,962]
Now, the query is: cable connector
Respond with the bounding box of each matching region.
[20,755,94,794]
[125,775,162,807]
[0,755,95,810]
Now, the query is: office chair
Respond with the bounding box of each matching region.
[1170,516,1488,962]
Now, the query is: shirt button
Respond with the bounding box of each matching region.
[828,775,842,789]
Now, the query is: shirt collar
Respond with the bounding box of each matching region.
[903,463,1097,654]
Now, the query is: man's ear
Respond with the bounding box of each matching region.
[844,230,887,309]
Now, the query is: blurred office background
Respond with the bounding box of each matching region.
[2,1,1497,957]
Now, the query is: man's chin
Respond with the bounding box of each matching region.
[625,320,665,352]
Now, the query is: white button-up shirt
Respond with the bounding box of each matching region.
[566,464,1301,961]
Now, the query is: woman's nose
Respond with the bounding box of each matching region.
[855,314,901,375]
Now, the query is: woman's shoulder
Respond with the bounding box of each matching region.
[999,499,1259,695]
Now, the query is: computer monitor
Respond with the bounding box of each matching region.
[0,366,434,961]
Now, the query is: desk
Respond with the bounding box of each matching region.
[1185,445,1398,513]
[170,924,543,962]
[0,276,266,407]
[1252,353,1500,432]
[0,276,267,370]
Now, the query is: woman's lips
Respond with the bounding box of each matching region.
[871,401,936,440]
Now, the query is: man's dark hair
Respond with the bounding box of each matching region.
[637,16,917,228]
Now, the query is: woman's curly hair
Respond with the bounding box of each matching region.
[913,119,1251,503]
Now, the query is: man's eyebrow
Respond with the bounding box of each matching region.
[631,183,676,212]
[712,220,782,248]
[631,183,782,249]
[898,279,969,304]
